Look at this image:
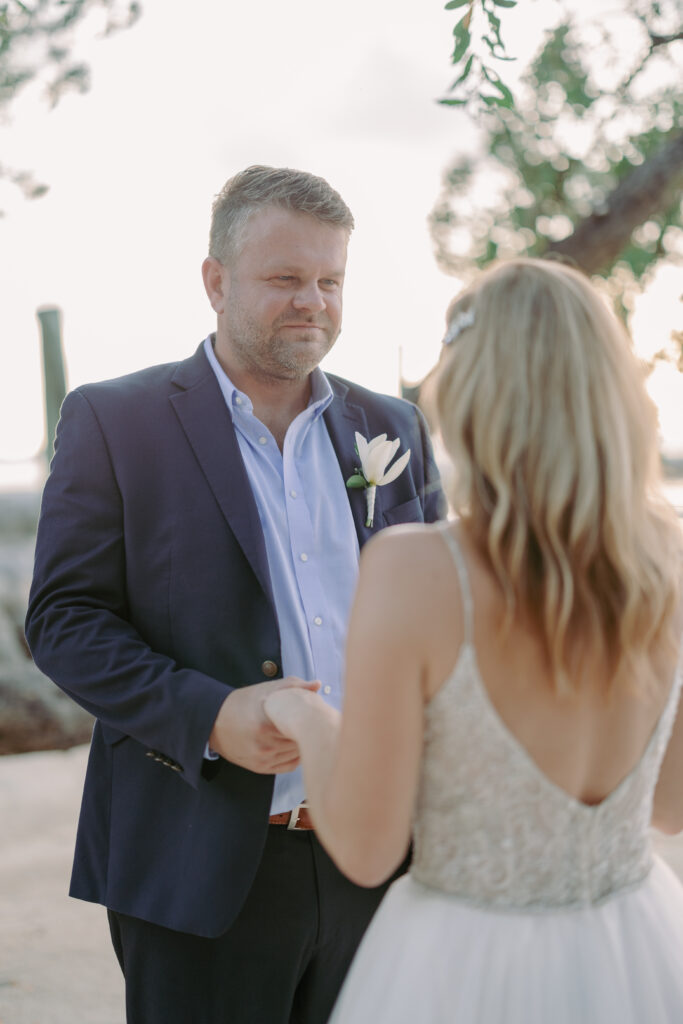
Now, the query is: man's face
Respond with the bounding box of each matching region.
[215,206,348,384]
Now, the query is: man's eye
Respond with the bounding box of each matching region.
[277,275,295,282]
[321,279,339,288]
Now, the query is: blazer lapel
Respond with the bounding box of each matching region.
[169,346,275,607]
[323,377,383,547]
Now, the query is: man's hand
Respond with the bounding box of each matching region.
[208,676,320,774]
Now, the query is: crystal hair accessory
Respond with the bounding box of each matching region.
[443,308,475,346]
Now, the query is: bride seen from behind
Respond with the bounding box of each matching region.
[265,257,683,1023]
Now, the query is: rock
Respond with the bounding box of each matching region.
[0,490,94,755]
[0,662,93,755]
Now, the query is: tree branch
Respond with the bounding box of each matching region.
[650,30,683,47]
[546,132,683,275]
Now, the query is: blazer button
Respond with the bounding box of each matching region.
[261,660,278,678]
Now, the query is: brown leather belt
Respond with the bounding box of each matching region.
[268,802,314,831]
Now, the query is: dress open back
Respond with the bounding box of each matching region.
[329,528,683,1023]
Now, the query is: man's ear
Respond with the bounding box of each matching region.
[202,257,228,314]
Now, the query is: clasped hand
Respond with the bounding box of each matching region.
[209,675,321,774]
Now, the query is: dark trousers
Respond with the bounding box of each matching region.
[108,825,399,1024]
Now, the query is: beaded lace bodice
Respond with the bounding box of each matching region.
[411,529,683,911]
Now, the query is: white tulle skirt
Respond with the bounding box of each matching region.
[328,858,683,1023]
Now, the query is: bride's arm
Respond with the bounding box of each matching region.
[651,597,683,836]
[267,527,430,886]
[652,686,683,835]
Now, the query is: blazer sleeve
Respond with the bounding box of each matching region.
[25,389,231,789]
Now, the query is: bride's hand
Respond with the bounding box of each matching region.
[264,682,324,740]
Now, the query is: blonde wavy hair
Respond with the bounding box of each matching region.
[435,258,682,693]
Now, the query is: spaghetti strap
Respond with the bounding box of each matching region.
[439,525,474,645]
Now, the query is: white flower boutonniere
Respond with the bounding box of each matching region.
[346,432,411,528]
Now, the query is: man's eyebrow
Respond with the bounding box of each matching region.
[264,264,346,278]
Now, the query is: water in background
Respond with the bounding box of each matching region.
[0,460,45,493]
[664,478,683,515]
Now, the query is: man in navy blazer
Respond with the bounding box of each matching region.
[26,166,446,1023]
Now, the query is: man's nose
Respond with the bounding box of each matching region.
[291,281,326,312]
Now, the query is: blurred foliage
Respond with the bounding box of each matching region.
[431,0,683,329]
[0,0,141,202]
[439,0,517,112]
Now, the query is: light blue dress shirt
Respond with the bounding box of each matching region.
[203,336,360,813]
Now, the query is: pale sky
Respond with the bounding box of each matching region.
[1,0,682,489]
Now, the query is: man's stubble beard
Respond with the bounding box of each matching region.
[227,302,340,384]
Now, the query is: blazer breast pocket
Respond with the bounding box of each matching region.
[382,495,423,526]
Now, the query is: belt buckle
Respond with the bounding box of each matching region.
[287,801,307,831]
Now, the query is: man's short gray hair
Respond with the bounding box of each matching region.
[209,165,355,265]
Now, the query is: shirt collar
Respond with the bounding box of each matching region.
[203,334,333,421]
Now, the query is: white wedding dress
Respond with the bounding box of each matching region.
[329,530,683,1023]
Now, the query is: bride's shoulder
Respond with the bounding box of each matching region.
[357,525,466,671]
[359,523,458,597]
[361,521,448,563]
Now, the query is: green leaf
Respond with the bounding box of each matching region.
[346,474,367,489]
[445,0,470,8]
[488,73,514,106]
[448,53,474,90]
[484,239,498,261]
[452,12,471,35]
[492,0,517,6]
[438,97,468,106]
[451,28,471,64]
[484,10,503,48]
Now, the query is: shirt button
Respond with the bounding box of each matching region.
[313,616,322,626]
[300,553,308,562]
[234,396,243,405]
[290,490,297,498]
[258,436,268,445]
[261,660,278,678]
[323,685,332,695]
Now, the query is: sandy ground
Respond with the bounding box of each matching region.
[0,747,124,1024]
[1,746,683,1024]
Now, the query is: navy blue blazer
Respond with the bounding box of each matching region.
[26,342,446,937]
